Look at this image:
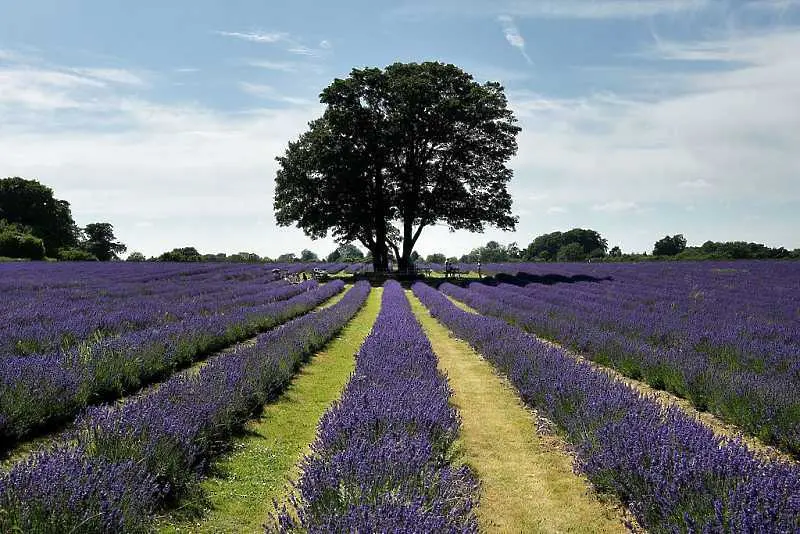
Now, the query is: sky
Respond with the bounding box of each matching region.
[1,0,799,259]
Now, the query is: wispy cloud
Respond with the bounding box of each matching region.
[215,31,288,43]
[72,68,146,86]
[679,179,712,189]
[217,30,333,59]
[592,200,641,213]
[394,0,711,20]
[246,59,299,72]
[239,82,315,106]
[497,15,532,64]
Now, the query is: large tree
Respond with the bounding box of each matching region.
[82,222,127,261]
[274,62,520,272]
[0,177,80,256]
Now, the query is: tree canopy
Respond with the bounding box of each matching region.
[83,222,127,261]
[653,234,687,256]
[326,243,365,263]
[523,229,608,261]
[274,61,520,272]
[0,177,80,256]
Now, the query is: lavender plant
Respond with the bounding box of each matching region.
[0,281,371,532]
[275,281,479,533]
[413,281,800,533]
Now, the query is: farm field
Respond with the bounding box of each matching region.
[0,261,798,532]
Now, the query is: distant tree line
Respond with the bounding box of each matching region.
[417,228,800,265]
[0,177,126,261]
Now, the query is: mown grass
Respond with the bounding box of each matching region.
[159,288,381,533]
[409,291,627,533]
[446,291,792,462]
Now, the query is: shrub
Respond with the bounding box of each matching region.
[0,231,46,260]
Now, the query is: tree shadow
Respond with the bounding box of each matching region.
[486,272,613,286]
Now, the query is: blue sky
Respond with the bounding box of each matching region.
[1,0,798,258]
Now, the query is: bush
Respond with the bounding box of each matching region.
[0,231,46,260]
[58,248,98,261]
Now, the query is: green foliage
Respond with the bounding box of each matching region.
[557,242,585,262]
[609,246,622,257]
[653,234,687,256]
[461,240,521,263]
[276,253,296,263]
[0,229,46,260]
[58,247,98,261]
[158,247,202,262]
[300,249,319,262]
[82,222,127,261]
[126,252,146,262]
[425,253,447,264]
[0,177,80,256]
[326,243,365,263]
[274,61,520,272]
[524,229,607,261]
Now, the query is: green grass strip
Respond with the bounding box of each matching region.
[160,287,382,533]
[408,291,627,533]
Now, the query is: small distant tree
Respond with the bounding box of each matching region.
[126,251,146,262]
[158,247,202,262]
[82,222,127,261]
[653,234,687,256]
[277,252,296,263]
[609,246,622,257]
[300,249,319,262]
[410,250,421,262]
[426,253,447,264]
[327,243,364,262]
[557,242,585,262]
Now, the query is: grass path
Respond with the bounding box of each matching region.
[160,288,381,533]
[409,292,627,533]
[445,294,792,462]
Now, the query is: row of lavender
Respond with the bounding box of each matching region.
[276,281,478,532]
[441,262,800,456]
[0,281,371,533]
[414,282,800,532]
[1,263,287,358]
[0,261,370,359]
[0,279,341,454]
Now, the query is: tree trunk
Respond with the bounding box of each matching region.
[371,170,389,273]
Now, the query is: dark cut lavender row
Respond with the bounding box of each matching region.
[0,279,332,453]
[443,276,800,458]
[413,282,800,533]
[0,281,371,533]
[275,281,479,533]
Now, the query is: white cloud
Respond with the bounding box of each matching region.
[510,28,800,209]
[547,206,568,214]
[215,31,288,43]
[497,15,533,64]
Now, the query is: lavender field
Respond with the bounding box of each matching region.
[0,261,798,532]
